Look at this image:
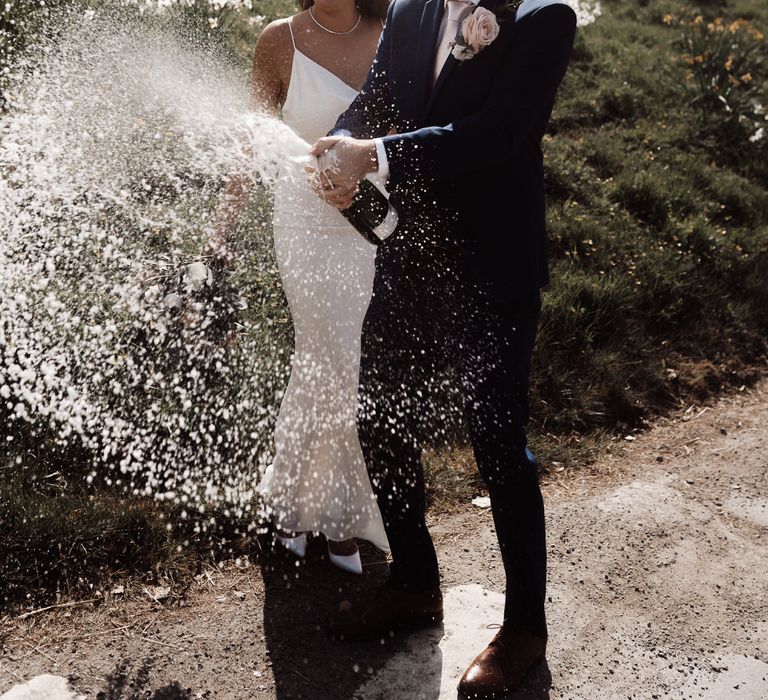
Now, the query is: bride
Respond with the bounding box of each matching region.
[207,0,391,573]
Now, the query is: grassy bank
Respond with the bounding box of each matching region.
[534,0,768,438]
[1,0,767,606]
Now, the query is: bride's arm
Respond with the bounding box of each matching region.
[205,21,289,264]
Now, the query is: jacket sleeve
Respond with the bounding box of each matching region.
[330,1,398,139]
[380,3,576,182]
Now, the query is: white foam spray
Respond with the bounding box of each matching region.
[0,6,310,522]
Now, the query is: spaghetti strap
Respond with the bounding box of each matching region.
[287,17,297,49]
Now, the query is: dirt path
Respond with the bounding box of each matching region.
[2,381,767,699]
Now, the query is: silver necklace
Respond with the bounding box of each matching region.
[309,5,362,35]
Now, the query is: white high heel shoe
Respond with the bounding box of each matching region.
[277,532,307,558]
[327,541,363,575]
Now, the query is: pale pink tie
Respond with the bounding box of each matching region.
[433,0,475,84]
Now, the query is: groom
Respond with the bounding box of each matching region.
[311,0,576,695]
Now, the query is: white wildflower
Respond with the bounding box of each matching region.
[565,0,602,27]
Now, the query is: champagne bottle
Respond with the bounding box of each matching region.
[339,177,399,246]
[313,153,399,246]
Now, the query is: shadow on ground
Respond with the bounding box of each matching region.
[507,661,552,699]
[95,659,192,699]
[261,535,444,700]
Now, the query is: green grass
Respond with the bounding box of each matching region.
[0,431,259,604]
[532,0,768,435]
[2,0,768,606]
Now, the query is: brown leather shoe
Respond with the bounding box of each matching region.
[329,579,443,641]
[458,626,546,699]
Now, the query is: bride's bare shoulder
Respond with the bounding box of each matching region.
[253,18,296,85]
[255,17,295,58]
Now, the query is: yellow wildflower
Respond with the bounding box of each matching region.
[728,20,744,33]
[740,73,753,83]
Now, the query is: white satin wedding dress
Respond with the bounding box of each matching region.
[257,21,389,552]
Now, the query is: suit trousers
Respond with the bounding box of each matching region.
[357,228,547,638]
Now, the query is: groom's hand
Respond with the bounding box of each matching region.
[309,136,378,210]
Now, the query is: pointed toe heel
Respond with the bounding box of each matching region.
[328,542,363,575]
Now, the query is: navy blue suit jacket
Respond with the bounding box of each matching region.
[332,0,577,302]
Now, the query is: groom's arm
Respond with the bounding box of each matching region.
[381,3,576,182]
[330,2,397,140]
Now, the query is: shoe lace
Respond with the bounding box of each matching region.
[485,623,506,648]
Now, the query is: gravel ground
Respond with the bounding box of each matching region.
[1,380,766,699]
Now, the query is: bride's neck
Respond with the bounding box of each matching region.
[310,2,360,33]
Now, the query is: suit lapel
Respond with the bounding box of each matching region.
[413,0,445,117]
[421,0,507,122]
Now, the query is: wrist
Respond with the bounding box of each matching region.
[362,139,378,174]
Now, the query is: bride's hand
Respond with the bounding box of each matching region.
[309,136,378,210]
[306,161,360,210]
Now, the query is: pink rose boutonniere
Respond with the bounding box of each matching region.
[450,0,523,62]
[451,7,501,61]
